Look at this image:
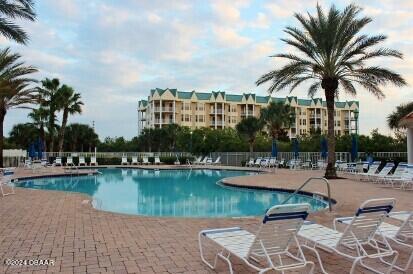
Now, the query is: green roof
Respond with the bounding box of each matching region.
[256,96,269,103]
[297,99,311,106]
[335,102,346,108]
[271,97,285,103]
[195,92,211,100]
[226,94,243,102]
[177,91,192,99]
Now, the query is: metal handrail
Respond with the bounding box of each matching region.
[281,177,332,212]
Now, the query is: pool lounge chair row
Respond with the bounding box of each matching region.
[340,161,413,190]
[54,156,98,166]
[199,198,413,274]
[192,156,221,165]
[121,156,162,165]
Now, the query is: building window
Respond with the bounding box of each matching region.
[184,114,190,122]
[230,105,237,112]
[196,103,204,111]
[302,119,307,126]
[231,117,237,124]
[198,115,204,122]
[183,103,191,111]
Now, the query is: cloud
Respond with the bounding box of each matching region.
[212,26,250,47]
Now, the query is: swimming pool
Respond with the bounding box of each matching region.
[16,168,328,217]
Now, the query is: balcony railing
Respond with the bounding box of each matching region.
[153,107,175,112]
[240,110,254,116]
[210,109,224,115]
[210,121,224,126]
[154,119,174,124]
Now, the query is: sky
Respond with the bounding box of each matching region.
[3,0,413,139]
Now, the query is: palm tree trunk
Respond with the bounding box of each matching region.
[249,142,254,153]
[0,107,5,168]
[58,109,68,153]
[324,89,337,178]
[48,107,55,153]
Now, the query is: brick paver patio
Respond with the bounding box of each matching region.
[0,167,412,273]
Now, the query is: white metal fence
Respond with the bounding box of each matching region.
[4,150,407,167]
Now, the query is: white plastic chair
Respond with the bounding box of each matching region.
[0,169,15,197]
[66,157,74,166]
[79,156,86,166]
[199,204,315,274]
[357,161,381,181]
[121,156,129,165]
[55,157,62,166]
[246,158,254,167]
[212,156,221,165]
[298,198,398,274]
[142,157,149,165]
[336,210,413,272]
[90,156,98,166]
[154,156,162,165]
[131,156,139,165]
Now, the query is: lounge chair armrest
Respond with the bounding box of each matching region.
[333,216,353,230]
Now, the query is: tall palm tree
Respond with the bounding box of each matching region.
[260,102,295,155]
[37,78,61,152]
[0,0,36,44]
[57,85,83,152]
[28,107,48,150]
[387,102,413,130]
[0,47,37,166]
[256,4,406,178]
[236,116,262,153]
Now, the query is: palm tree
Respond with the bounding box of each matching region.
[387,102,413,130]
[0,0,36,44]
[37,78,61,152]
[28,107,48,150]
[0,47,37,167]
[256,4,406,178]
[56,85,83,152]
[260,102,295,155]
[236,116,262,153]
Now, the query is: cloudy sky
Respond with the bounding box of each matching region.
[3,0,413,139]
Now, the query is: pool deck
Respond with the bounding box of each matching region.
[1,166,412,273]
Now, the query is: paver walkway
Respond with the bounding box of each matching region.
[0,167,412,273]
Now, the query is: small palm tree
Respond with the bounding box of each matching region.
[37,78,62,152]
[387,102,413,130]
[0,0,36,44]
[0,47,37,167]
[260,102,295,154]
[256,4,406,178]
[56,85,83,152]
[236,116,262,153]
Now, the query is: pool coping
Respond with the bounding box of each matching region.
[220,179,337,207]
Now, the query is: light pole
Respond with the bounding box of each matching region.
[190,131,193,154]
[353,109,359,135]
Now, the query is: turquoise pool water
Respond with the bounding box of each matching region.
[16,168,328,217]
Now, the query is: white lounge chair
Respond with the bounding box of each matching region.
[79,156,86,166]
[268,157,278,168]
[1,169,15,197]
[66,157,74,166]
[199,203,315,274]
[121,156,129,165]
[131,156,139,165]
[205,157,213,165]
[386,164,413,189]
[193,156,203,165]
[211,156,221,165]
[369,162,394,182]
[142,157,149,165]
[154,156,162,165]
[336,210,413,272]
[24,159,32,169]
[55,157,62,166]
[253,157,262,167]
[357,161,381,181]
[90,156,98,166]
[298,198,398,274]
[199,156,208,165]
[246,158,254,167]
[260,157,270,168]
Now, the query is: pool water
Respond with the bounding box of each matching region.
[16,168,328,217]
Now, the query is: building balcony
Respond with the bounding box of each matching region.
[240,110,254,116]
[154,119,174,124]
[153,107,175,112]
[210,109,224,115]
[210,120,224,126]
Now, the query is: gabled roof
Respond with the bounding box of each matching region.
[271,97,285,103]
[256,96,269,103]
[177,91,192,99]
[195,92,211,100]
[297,99,311,106]
[335,102,346,108]
[226,94,243,102]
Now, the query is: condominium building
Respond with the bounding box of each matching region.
[137,88,360,138]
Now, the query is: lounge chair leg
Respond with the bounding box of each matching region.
[300,245,328,274]
[217,252,233,274]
